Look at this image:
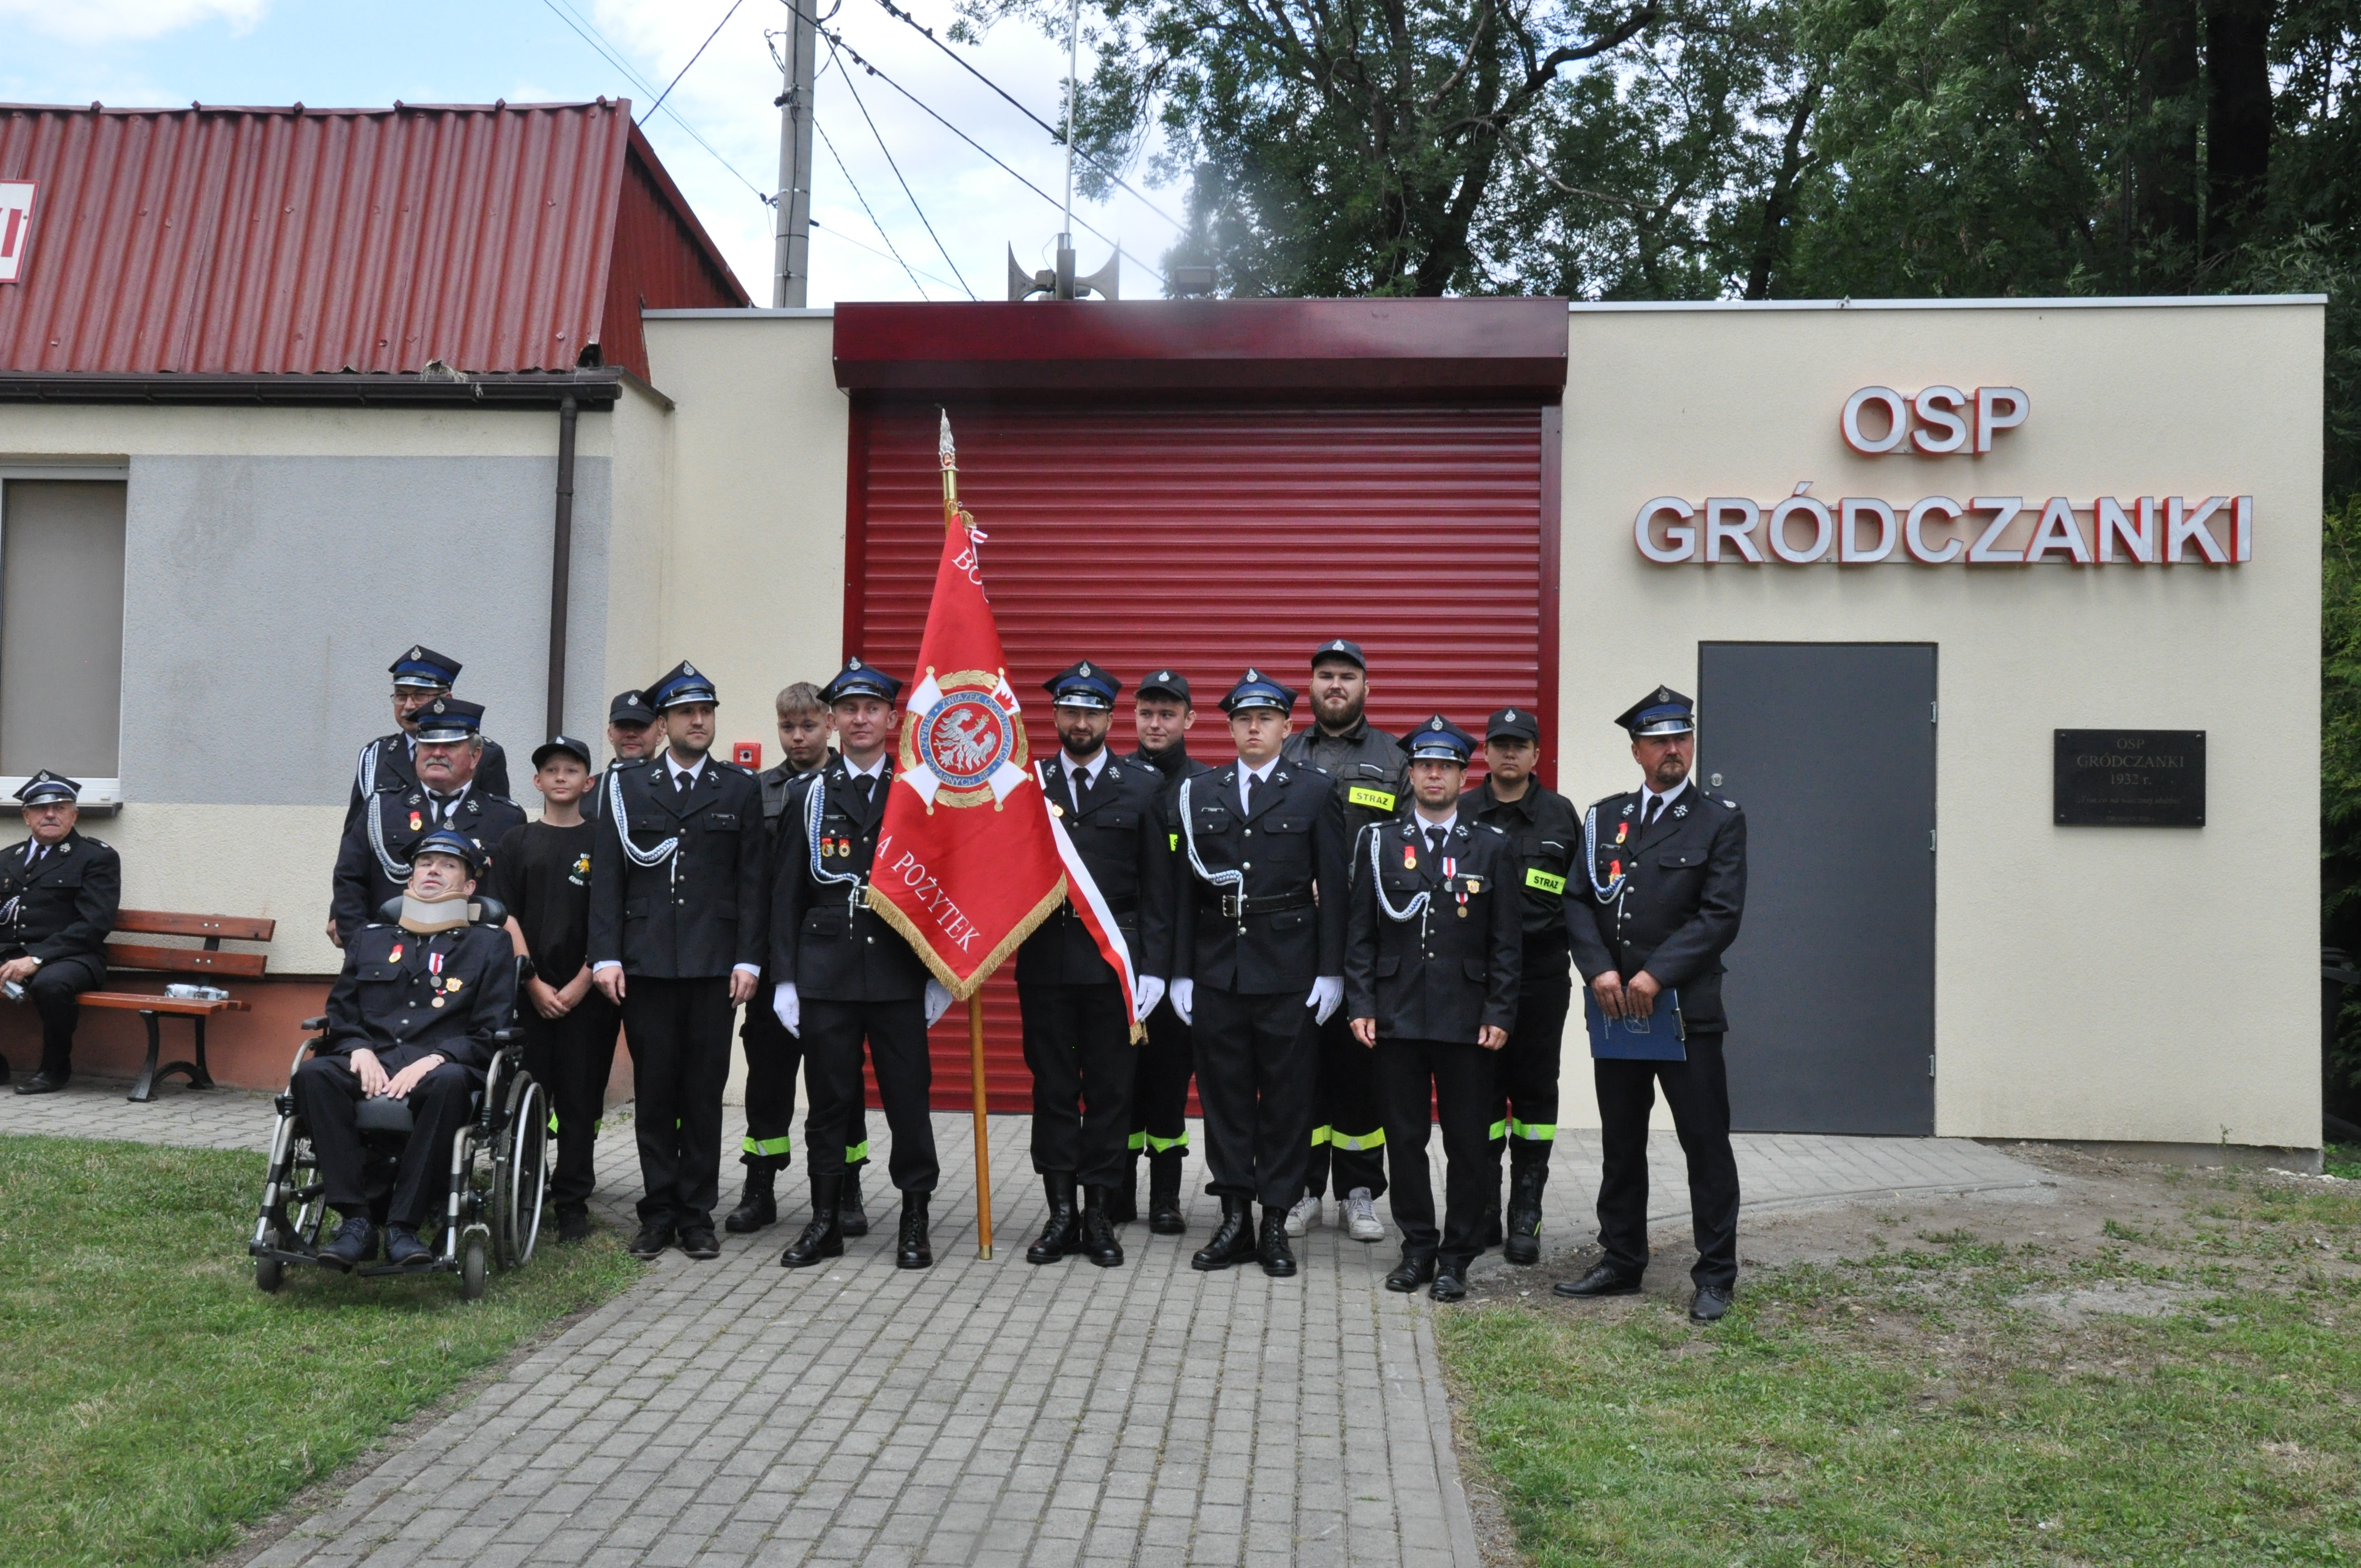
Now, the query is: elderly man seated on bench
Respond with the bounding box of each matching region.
[296,827,518,1270]
[3,771,122,1095]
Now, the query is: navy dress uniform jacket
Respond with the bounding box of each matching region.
[331,787,526,944]
[0,830,120,967]
[770,759,931,1003]
[319,921,520,1072]
[344,733,511,831]
[1169,762,1348,995]
[587,756,770,978]
[1345,817,1522,1041]
[1564,785,1747,1032]
[1019,754,1173,987]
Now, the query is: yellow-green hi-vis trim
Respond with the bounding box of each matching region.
[1347,786,1397,812]
[1525,867,1567,894]
[743,1134,793,1156]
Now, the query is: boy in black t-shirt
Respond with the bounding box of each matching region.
[496,736,620,1242]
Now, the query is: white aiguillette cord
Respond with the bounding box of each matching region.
[1581,804,1629,904]
[608,770,679,867]
[1367,823,1429,924]
[1176,777,1242,900]
[807,770,866,907]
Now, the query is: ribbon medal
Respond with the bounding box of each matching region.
[837,838,852,858]
[1403,843,1418,869]
[409,811,424,831]
[427,950,447,1007]
[1615,821,1628,845]
[820,839,834,858]
[388,944,403,962]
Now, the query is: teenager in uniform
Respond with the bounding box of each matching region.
[1279,638,1407,1243]
[1169,669,1347,1278]
[341,644,511,837]
[332,698,524,947]
[589,662,770,1262]
[770,659,939,1271]
[493,736,618,1244]
[0,773,121,1093]
[1346,717,1522,1300]
[1120,668,1210,1233]
[1018,661,1171,1267]
[1460,705,1580,1264]
[727,682,874,1237]
[1556,687,1748,1323]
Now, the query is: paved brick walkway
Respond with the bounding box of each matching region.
[2,1080,2043,1566]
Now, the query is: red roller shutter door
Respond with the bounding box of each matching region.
[848,399,1550,1111]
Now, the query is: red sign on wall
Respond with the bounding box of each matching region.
[0,182,35,284]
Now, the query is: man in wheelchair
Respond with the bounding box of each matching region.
[296,827,520,1268]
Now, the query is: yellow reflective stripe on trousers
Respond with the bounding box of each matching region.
[1509,1119,1557,1142]
[1328,1128,1386,1151]
[1143,1130,1190,1152]
[742,1134,792,1156]
[846,1140,871,1163]
[1127,1130,1148,1151]
[1487,1119,1509,1141]
[1310,1125,1333,1146]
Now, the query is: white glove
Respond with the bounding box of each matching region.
[1168,977,1195,1026]
[924,978,955,1028]
[772,981,800,1037]
[1133,975,1166,1023]
[1307,975,1344,1025]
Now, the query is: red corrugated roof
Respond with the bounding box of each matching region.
[0,100,749,379]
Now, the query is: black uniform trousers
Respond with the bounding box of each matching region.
[293,1045,480,1229]
[739,970,873,1172]
[1593,1031,1740,1290]
[1306,1009,1388,1200]
[1019,978,1137,1186]
[519,993,619,1210]
[1193,986,1315,1210]
[1374,1036,1499,1270]
[9,951,101,1079]
[1495,951,1573,1169]
[622,977,735,1228]
[802,998,938,1193]
[1128,999,1195,1158]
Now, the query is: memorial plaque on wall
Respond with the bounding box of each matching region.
[2053,731,2205,826]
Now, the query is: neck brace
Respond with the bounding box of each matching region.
[397,893,474,934]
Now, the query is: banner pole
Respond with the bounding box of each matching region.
[969,993,994,1259]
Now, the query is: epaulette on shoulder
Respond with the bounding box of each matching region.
[1718,796,1740,810]
[1478,821,1509,836]
[724,760,755,777]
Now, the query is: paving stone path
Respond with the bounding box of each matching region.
[2,1080,2045,1566]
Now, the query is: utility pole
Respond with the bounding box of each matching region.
[772,1,818,307]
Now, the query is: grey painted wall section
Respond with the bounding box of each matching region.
[120,453,613,805]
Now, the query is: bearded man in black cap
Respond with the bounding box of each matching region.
[0,772,120,1093]
[332,697,525,947]
[1556,687,1748,1323]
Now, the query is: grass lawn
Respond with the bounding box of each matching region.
[1442,1168,2361,1566]
[0,1133,641,1568]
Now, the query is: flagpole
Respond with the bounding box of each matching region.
[940,410,996,1260]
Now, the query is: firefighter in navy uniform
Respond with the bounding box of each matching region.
[1555,687,1748,1323]
[1279,638,1408,1244]
[1119,668,1211,1233]
[770,658,940,1272]
[1346,717,1522,1301]
[0,772,121,1094]
[332,698,525,947]
[587,662,770,1263]
[1169,669,1348,1278]
[1019,661,1172,1267]
[343,646,512,834]
[1460,705,1581,1264]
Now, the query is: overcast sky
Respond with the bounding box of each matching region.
[0,0,1183,306]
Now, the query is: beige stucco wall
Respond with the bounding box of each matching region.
[1554,300,2324,1148]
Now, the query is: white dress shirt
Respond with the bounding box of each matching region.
[1063,748,1107,814]
[1238,757,1279,814]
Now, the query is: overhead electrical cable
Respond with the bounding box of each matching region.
[816,117,933,298]
[538,0,776,204]
[829,38,979,298]
[644,0,752,124]
[809,217,968,292]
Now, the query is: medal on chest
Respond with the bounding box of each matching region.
[410,810,424,831]
[428,948,447,1007]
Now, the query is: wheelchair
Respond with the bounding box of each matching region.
[248,897,548,1300]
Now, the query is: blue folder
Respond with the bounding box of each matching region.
[1585,987,1687,1061]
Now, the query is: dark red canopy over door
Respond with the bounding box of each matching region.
[847,399,1551,1111]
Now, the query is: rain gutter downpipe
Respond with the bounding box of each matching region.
[546,393,578,740]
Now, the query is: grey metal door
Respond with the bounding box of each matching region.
[1698,643,1936,1135]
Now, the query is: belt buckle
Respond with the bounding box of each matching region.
[1220,891,1244,919]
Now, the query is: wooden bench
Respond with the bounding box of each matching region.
[78,910,276,1103]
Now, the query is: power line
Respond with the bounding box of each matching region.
[644,0,751,124]
[830,38,978,298]
[817,117,932,298]
[809,217,968,293]
[861,0,1185,234]
[538,0,776,205]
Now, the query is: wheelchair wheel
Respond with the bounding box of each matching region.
[255,1115,327,1257]
[494,1074,550,1270]
[254,1254,285,1293]
[460,1229,488,1301]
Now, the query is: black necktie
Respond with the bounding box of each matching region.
[1075,766,1095,814]
[1426,826,1446,860]
[1242,771,1257,816]
[857,774,878,807]
[428,792,454,825]
[1644,795,1663,829]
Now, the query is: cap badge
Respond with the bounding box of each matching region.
[850,657,864,669]
[1157,671,1170,681]
[408,646,422,659]
[1428,717,1444,730]
[684,663,697,676]
[1245,668,1261,682]
[1079,662,1092,676]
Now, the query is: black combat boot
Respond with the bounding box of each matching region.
[1146,1150,1187,1235]
[724,1161,777,1234]
[1256,1206,1298,1278]
[1503,1163,1549,1265]
[1191,1195,1256,1271]
[780,1174,845,1268]
[1027,1172,1080,1264]
[840,1166,871,1238]
[897,1191,933,1268]
[1079,1185,1125,1267]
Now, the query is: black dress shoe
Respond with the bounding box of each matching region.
[1689,1285,1733,1322]
[1385,1255,1437,1293]
[557,1205,593,1243]
[319,1215,376,1270]
[723,1166,777,1233]
[385,1226,434,1267]
[13,1071,64,1096]
[628,1221,676,1259]
[1079,1186,1125,1267]
[1256,1207,1298,1278]
[1553,1261,1642,1299]
[1027,1173,1079,1265]
[678,1226,721,1260]
[1431,1262,1468,1302]
[1191,1196,1256,1271]
[781,1174,845,1268]
[839,1168,871,1238]
[896,1193,932,1269]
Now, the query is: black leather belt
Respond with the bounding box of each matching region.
[1056,892,1139,916]
[1199,888,1315,919]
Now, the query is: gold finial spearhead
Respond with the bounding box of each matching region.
[939,407,959,507]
